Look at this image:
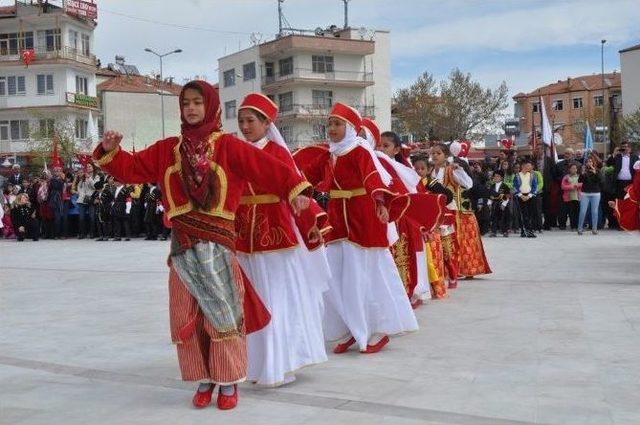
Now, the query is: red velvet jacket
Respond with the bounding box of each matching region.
[235,140,327,253]
[298,145,402,248]
[93,133,311,227]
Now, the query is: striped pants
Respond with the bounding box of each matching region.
[168,267,247,385]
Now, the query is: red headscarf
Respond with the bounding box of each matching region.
[179,80,222,210]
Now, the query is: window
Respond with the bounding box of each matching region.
[81,33,90,56]
[312,55,334,73]
[312,90,333,109]
[573,97,583,109]
[37,29,61,52]
[75,119,88,139]
[39,119,55,138]
[279,125,292,144]
[6,76,26,96]
[0,77,5,96]
[68,30,78,51]
[75,75,88,95]
[242,62,256,81]
[532,102,540,113]
[313,124,327,140]
[279,57,293,76]
[594,95,604,107]
[37,74,54,95]
[224,100,237,119]
[265,62,274,77]
[278,92,293,112]
[9,120,29,141]
[223,69,236,87]
[0,31,33,56]
[0,121,8,141]
[552,99,563,111]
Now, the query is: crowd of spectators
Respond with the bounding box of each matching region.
[1,163,169,242]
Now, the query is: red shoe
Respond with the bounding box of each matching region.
[192,385,214,409]
[217,385,238,410]
[361,335,390,354]
[448,279,458,289]
[411,298,423,309]
[333,337,356,354]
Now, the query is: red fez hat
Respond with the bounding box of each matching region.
[330,103,362,132]
[239,93,278,121]
[361,117,381,147]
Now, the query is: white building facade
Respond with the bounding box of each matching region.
[0,1,98,165]
[620,43,640,116]
[218,28,391,148]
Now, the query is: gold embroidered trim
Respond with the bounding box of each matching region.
[288,181,312,203]
[95,146,120,167]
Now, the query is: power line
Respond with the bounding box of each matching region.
[100,8,261,36]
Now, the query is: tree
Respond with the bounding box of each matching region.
[27,114,93,169]
[393,68,508,141]
[621,106,640,145]
[392,72,438,140]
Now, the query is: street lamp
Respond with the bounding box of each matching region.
[144,48,182,138]
[600,39,606,156]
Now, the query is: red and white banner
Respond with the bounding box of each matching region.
[65,0,98,20]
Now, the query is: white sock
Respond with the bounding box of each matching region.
[219,385,235,396]
[197,382,213,393]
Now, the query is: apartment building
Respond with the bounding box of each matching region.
[0,0,98,165]
[218,27,391,148]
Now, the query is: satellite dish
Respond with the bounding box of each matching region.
[314,27,324,36]
[250,33,259,45]
[358,26,367,39]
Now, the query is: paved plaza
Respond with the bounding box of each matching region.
[1,230,639,425]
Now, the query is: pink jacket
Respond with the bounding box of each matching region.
[561,174,583,202]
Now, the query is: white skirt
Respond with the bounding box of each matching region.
[240,244,329,387]
[323,241,419,351]
[413,250,430,300]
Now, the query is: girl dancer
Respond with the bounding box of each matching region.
[235,93,330,386]
[93,81,312,410]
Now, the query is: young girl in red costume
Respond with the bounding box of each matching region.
[235,93,330,387]
[296,103,418,354]
[93,81,312,410]
[445,142,492,278]
[360,120,427,308]
[413,155,451,299]
[610,160,640,231]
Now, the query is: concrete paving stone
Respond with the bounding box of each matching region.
[1,231,639,424]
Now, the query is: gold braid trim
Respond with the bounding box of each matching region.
[95,146,121,167]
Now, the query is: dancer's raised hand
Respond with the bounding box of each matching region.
[101,130,123,152]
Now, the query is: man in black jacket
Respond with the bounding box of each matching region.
[111,181,132,241]
[606,141,639,200]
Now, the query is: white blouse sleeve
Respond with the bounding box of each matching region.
[452,167,473,189]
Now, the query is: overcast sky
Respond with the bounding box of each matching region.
[93,0,639,110]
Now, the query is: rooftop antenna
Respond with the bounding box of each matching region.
[343,0,350,29]
[278,0,285,36]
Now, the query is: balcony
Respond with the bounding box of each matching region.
[66,92,99,109]
[262,68,374,91]
[259,34,375,58]
[279,104,375,120]
[0,46,97,66]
